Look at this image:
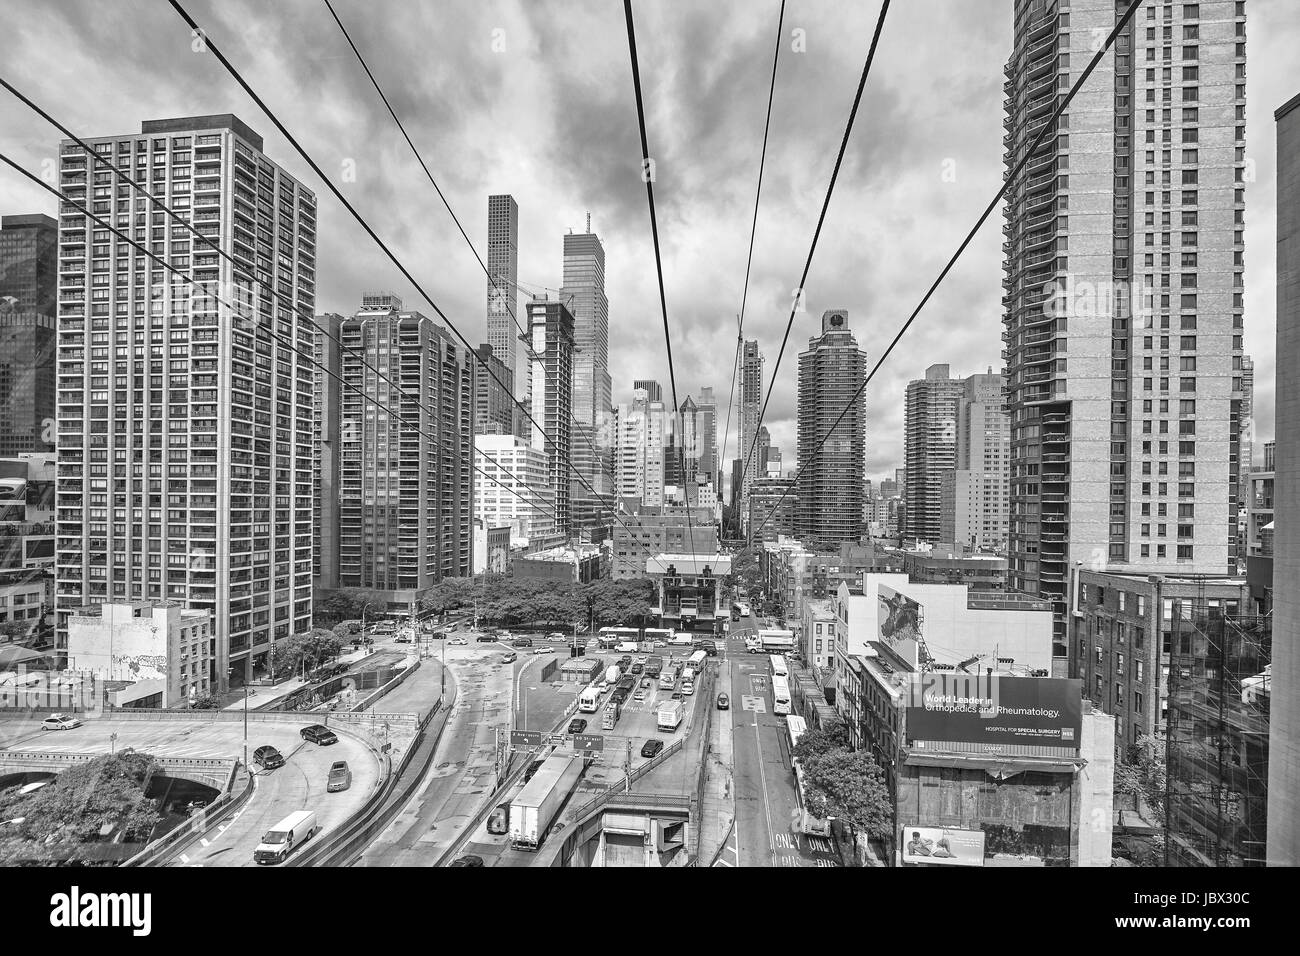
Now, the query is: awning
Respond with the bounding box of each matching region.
[903,751,1085,775]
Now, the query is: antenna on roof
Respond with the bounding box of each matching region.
[586,211,591,233]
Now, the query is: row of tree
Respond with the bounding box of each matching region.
[790,721,892,859]
[0,751,163,866]
[420,574,656,629]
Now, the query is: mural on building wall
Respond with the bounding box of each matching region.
[879,586,923,647]
[113,653,168,682]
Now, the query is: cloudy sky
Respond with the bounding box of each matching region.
[0,0,1292,481]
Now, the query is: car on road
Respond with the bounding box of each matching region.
[532,646,551,655]
[487,802,510,835]
[633,656,647,666]
[619,655,632,668]
[547,631,566,640]
[641,739,664,758]
[567,718,588,735]
[633,688,647,702]
[326,760,352,792]
[449,637,468,645]
[449,855,485,867]
[641,677,652,688]
[511,636,533,647]
[476,634,497,643]
[301,724,339,746]
[501,652,518,664]
[40,713,82,731]
[253,745,285,770]
[716,693,730,710]
[652,640,668,648]
[670,691,683,700]
[630,663,643,675]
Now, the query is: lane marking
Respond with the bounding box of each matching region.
[752,718,777,867]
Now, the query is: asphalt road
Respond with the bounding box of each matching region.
[725,613,841,867]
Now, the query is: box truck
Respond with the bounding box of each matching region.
[656,699,684,732]
[509,753,583,851]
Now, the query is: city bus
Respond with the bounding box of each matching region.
[597,626,639,649]
[643,627,673,645]
[771,674,791,716]
[785,715,830,837]
[769,654,788,678]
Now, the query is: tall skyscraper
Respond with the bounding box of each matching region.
[633,379,663,403]
[526,296,575,534]
[940,370,1010,549]
[339,295,473,611]
[1268,89,1300,867]
[1002,1,1245,655]
[473,343,514,436]
[562,222,612,496]
[0,214,57,456]
[796,310,866,545]
[312,312,342,592]
[614,383,665,507]
[904,364,965,543]
[1238,353,1254,496]
[676,394,700,483]
[485,194,525,439]
[695,385,719,484]
[737,339,764,512]
[55,115,316,686]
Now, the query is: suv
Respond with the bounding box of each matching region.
[301,724,338,745]
[475,634,497,643]
[511,636,533,647]
[253,745,285,770]
[567,718,588,735]
[630,663,644,675]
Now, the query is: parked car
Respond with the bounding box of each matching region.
[641,739,664,759]
[326,760,352,792]
[716,693,730,710]
[253,745,285,770]
[501,652,518,663]
[567,718,588,735]
[511,636,533,647]
[40,713,82,731]
[449,855,485,867]
[301,724,339,746]
[449,637,468,646]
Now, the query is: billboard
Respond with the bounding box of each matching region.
[900,826,985,867]
[905,674,1083,752]
[878,586,922,647]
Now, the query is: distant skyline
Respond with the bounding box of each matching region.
[0,0,1293,475]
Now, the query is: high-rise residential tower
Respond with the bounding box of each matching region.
[473,343,514,436]
[562,223,612,496]
[795,310,866,545]
[1268,89,1300,867]
[485,194,526,439]
[904,364,965,543]
[55,115,316,685]
[737,339,763,514]
[525,296,575,534]
[940,370,1010,549]
[312,312,342,592]
[0,214,57,456]
[338,294,473,613]
[614,383,665,507]
[695,385,719,485]
[1002,1,1246,657]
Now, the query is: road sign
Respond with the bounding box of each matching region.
[510,730,543,747]
[573,733,605,753]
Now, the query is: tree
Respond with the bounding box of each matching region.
[315,587,387,625]
[791,721,851,764]
[188,692,222,710]
[1115,734,1167,822]
[0,619,33,641]
[800,749,893,845]
[0,751,164,866]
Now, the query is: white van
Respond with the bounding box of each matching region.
[254,810,318,864]
[578,683,602,713]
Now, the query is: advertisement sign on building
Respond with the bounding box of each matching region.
[878,586,922,647]
[900,825,985,866]
[905,674,1083,752]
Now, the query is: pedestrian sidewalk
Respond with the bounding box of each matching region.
[697,681,735,865]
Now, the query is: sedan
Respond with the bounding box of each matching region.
[253,745,285,770]
[640,739,664,759]
[547,632,565,641]
[449,637,468,646]
[449,855,485,867]
[475,635,497,643]
[567,718,588,735]
[716,693,730,711]
[301,724,339,745]
[326,760,352,792]
[40,714,82,731]
[501,652,518,664]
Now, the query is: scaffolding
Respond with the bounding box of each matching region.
[1165,602,1271,867]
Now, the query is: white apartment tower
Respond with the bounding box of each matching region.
[940,370,1010,549]
[55,115,317,688]
[1002,1,1246,658]
[614,384,666,507]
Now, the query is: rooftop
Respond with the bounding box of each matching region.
[645,554,732,576]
